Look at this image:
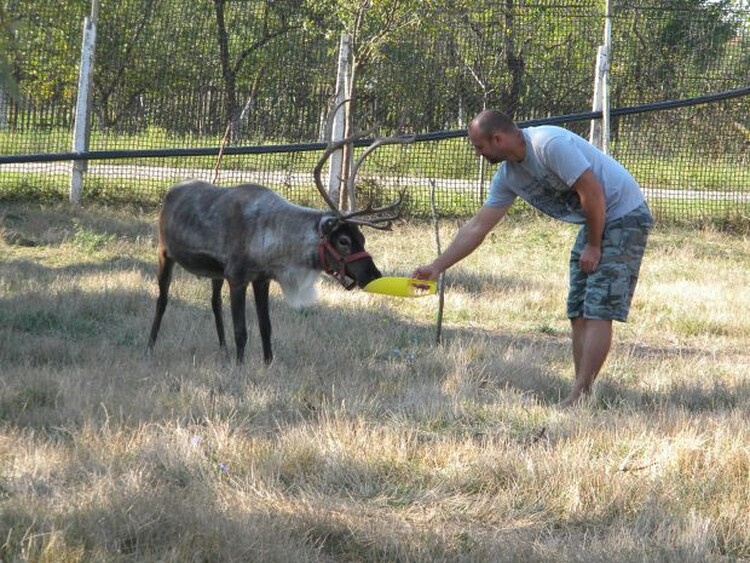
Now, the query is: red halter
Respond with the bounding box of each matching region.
[317,230,372,290]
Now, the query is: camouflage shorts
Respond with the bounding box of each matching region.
[567,202,653,322]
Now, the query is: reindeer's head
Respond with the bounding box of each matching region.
[317,217,381,290]
[313,107,414,290]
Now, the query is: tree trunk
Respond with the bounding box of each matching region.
[502,0,524,117]
[213,0,239,136]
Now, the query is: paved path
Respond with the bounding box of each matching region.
[2,162,749,202]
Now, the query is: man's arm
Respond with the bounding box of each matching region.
[412,204,509,280]
[572,168,606,273]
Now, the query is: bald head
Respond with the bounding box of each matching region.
[467,110,526,164]
[470,110,518,138]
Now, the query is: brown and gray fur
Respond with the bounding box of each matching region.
[146,179,382,364]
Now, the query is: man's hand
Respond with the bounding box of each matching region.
[412,263,442,281]
[579,243,601,274]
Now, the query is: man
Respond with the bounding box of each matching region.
[412,110,653,406]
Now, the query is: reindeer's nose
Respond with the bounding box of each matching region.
[354,260,381,289]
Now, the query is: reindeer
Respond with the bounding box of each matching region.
[146,128,412,364]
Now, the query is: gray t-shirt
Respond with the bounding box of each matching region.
[484,126,645,224]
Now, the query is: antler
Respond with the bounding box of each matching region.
[339,190,406,231]
[313,102,415,229]
[313,102,373,214]
[341,133,416,230]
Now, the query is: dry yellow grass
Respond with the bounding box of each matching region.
[1,201,749,561]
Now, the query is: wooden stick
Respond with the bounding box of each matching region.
[212,121,233,184]
[429,179,445,345]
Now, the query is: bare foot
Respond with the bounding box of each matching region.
[558,387,588,408]
[557,394,580,408]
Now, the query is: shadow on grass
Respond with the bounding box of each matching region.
[2,259,748,559]
[1,200,156,246]
[593,376,750,413]
[3,271,744,433]
[2,201,747,426]
[0,475,332,561]
[3,254,156,279]
[437,269,545,295]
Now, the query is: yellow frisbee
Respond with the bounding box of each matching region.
[363,277,437,298]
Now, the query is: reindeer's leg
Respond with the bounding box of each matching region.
[147,250,175,352]
[211,278,226,350]
[252,279,273,364]
[229,282,249,363]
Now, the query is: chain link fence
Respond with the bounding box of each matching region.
[1,0,748,223]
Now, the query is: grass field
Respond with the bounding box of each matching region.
[1,200,749,561]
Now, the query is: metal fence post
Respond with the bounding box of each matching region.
[70,1,98,206]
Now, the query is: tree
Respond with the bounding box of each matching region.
[0,4,20,100]
[211,0,309,140]
[615,0,738,103]
[4,1,85,105]
[314,0,425,208]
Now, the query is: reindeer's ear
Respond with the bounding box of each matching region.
[320,217,339,235]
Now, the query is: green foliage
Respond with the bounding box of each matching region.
[1,1,748,227]
[81,175,171,207]
[6,1,84,102]
[5,1,747,137]
[70,218,116,252]
[0,5,20,102]
[0,173,67,203]
[613,0,743,103]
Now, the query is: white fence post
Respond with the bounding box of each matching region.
[602,0,612,155]
[70,1,98,206]
[589,46,605,149]
[590,0,611,154]
[327,33,350,209]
